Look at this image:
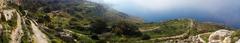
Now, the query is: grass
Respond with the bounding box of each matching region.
[0,22,11,43]
[231,30,240,43]
[70,30,96,43]
[200,33,211,42]
[142,19,191,38]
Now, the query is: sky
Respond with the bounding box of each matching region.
[89,0,240,28]
[90,0,240,11]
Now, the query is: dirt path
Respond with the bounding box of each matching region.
[64,29,85,36]
[10,10,23,43]
[141,19,194,32]
[150,31,189,40]
[150,31,212,41]
[30,20,49,43]
[198,32,212,36]
[189,19,194,28]
[150,19,195,40]
[140,27,160,32]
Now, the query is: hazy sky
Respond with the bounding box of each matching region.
[89,0,240,28]
[91,0,240,10]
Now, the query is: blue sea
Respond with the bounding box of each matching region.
[89,0,240,28]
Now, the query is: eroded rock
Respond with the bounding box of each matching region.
[3,9,14,21]
[0,0,7,9]
[30,20,49,43]
[236,39,240,43]
[10,9,23,43]
[208,29,233,43]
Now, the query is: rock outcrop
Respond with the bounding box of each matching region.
[159,29,239,43]
[30,20,49,43]
[208,29,233,43]
[9,9,23,43]
[236,39,240,43]
[2,10,14,21]
[162,33,209,43]
[0,0,7,9]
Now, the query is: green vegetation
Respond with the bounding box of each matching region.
[143,19,191,38]
[0,0,240,43]
[0,22,11,43]
[200,33,210,42]
[231,30,240,43]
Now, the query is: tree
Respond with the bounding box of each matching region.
[112,21,142,37]
[90,19,110,34]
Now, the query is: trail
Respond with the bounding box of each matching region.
[150,19,195,40]
[64,29,85,36]
[198,32,212,36]
[140,27,160,32]
[30,20,49,43]
[150,32,212,42]
[150,31,189,40]
[189,19,194,29]
[141,19,194,32]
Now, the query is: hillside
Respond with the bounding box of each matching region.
[139,19,240,43]
[0,0,240,43]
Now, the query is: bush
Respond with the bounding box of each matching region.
[90,19,110,34]
[112,21,142,37]
[141,35,151,40]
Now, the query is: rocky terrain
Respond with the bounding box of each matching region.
[0,0,240,43]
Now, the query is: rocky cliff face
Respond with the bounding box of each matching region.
[0,1,50,43]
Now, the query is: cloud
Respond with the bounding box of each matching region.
[133,0,188,11]
[102,0,184,10]
[99,0,240,11]
[99,0,240,17]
